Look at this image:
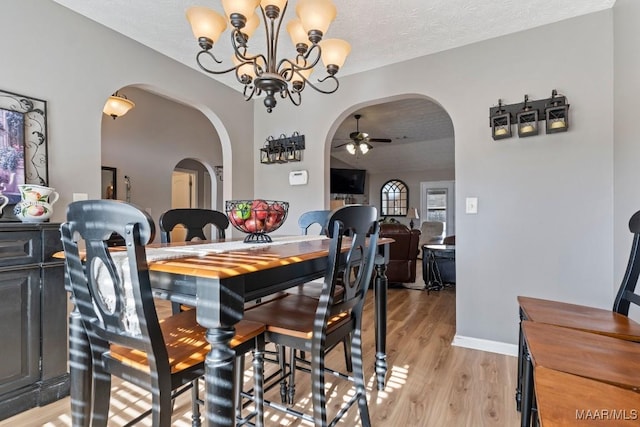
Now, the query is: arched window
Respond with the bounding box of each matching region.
[380,179,408,216]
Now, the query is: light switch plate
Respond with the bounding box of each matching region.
[466,197,478,214]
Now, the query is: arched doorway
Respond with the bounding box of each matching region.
[328,95,455,290]
[100,85,227,242]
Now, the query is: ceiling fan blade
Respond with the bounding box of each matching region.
[368,138,392,143]
[333,142,350,149]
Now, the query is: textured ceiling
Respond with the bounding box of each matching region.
[52,0,615,172]
[330,98,455,173]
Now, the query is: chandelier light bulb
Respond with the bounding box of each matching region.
[296,0,337,36]
[287,18,309,48]
[186,7,227,46]
[261,0,287,11]
[319,38,351,70]
[221,0,260,21]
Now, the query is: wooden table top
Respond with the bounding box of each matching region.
[518,296,640,342]
[521,320,640,391]
[55,236,393,281]
[534,366,640,427]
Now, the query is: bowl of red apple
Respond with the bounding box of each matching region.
[225,199,289,243]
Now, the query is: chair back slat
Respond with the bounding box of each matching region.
[319,205,379,331]
[298,210,331,235]
[613,210,640,315]
[159,208,229,242]
[62,200,170,372]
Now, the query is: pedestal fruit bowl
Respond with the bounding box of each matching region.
[226,199,289,243]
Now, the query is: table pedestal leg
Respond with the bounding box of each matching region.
[204,327,237,427]
[197,277,244,427]
[374,257,388,390]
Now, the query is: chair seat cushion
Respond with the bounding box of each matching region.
[518,296,640,341]
[110,309,265,373]
[244,294,351,340]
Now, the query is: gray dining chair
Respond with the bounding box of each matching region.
[61,200,265,426]
[244,205,379,426]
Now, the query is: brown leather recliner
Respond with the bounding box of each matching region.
[379,223,421,284]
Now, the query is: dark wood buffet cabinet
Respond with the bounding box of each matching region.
[0,222,70,421]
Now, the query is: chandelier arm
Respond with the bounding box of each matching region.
[301,43,322,69]
[257,6,273,73]
[196,51,238,75]
[242,84,258,101]
[276,45,321,79]
[278,58,302,82]
[271,2,287,73]
[302,74,340,95]
[282,88,302,106]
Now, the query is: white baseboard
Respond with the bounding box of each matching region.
[452,334,518,357]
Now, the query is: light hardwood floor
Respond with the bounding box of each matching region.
[1,282,520,426]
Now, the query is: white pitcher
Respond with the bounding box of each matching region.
[15,201,53,222]
[18,184,59,205]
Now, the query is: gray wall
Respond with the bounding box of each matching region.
[0,0,254,226]
[101,87,223,234]
[614,0,640,320]
[254,11,615,347]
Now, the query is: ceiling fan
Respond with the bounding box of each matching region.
[335,114,392,155]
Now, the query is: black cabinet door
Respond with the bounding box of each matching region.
[0,268,41,396]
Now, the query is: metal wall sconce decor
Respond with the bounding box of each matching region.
[517,95,539,137]
[260,132,305,165]
[545,90,569,133]
[213,165,223,181]
[491,100,512,140]
[489,90,569,140]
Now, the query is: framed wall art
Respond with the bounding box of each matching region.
[0,89,48,204]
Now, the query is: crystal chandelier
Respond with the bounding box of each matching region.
[186,0,351,113]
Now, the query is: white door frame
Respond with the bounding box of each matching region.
[419,180,455,235]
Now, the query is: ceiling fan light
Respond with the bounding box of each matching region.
[359,142,370,154]
[319,38,351,70]
[186,7,227,43]
[346,142,356,155]
[221,0,260,20]
[296,0,337,36]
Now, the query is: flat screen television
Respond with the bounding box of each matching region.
[330,168,366,194]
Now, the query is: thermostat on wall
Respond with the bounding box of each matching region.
[289,170,308,186]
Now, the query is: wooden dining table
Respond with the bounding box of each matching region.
[65,235,391,427]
